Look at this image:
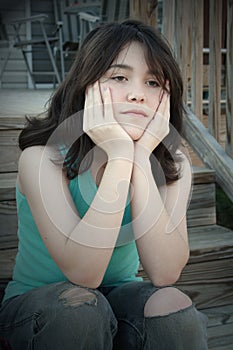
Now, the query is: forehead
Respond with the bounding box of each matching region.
[113,41,147,65]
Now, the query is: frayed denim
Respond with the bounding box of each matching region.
[0,281,208,349]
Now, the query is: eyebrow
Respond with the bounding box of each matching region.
[108,63,155,76]
[108,64,133,71]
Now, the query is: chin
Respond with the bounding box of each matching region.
[123,126,144,141]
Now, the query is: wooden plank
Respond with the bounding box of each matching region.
[226,0,233,157]
[0,200,17,236]
[188,225,233,261]
[175,0,192,102]
[187,183,216,227]
[208,0,222,141]
[191,0,203,120]
[183,107,233,203]
[204,305,233,350]
[0,173,17,201]
[0,115,26,129]
[192,166,215,184]
[0,248,17,279]
[0,130,21,172]
[161,0,175,48]
[208,323,233,349]
[0,234,18,249]
[203,304,233,328]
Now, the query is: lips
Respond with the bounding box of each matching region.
[122,109,148,118]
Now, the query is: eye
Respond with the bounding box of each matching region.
[111,76,127,82]
[146,80,160,88]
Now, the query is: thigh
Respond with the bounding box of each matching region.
[104,280,159,347]
[0,281,117,350]
[106,281,158,321]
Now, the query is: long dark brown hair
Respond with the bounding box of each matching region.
[19,19,185,185]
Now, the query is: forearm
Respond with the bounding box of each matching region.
[131,147,189,286]
[63,154,134,287]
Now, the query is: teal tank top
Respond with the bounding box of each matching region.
[3,170,142,303]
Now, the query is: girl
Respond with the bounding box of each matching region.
[0,20,208,349]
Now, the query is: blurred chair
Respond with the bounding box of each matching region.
[78,0,130,45]
[0,13,15,87]
[1,13,63,89]
[54,0,101,79]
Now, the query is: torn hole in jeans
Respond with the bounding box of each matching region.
[59,286,98,307]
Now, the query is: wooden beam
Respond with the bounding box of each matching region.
[162,0,175,48]
[129,0,158,27]
[208,0,222,141]
[226,0,233,157]
[183,107,233,202]
[175,0,192,102]
[191,0,204,120]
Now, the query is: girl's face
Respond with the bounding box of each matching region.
[99,41,164,140]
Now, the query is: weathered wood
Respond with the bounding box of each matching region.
[161,0,175,47]
[129,0,158,27]
[203,305,233,350]
[208,321,233,350]
[209,0,222,141]
[0,173,17,201]
[191,0,203,120]
[183,107,233,203]
[0,115,26,129]
[187,182,216,227]
[0,130,21,172]
[226,0,233,157]
[192,166,215,184]
[0,248,17,279]
[0,200,17,236]
[175,0,192,102]
[138,224,233,309]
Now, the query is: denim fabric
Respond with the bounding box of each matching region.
[0,281,208,350]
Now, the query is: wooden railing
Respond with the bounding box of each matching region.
[130,0,233,202]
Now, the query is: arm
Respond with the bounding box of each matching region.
[18,82,134,289]
[131,92,191,286]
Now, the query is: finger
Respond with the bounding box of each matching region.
[102,86,115,122]
[93,81,104,129]
[93,81,102,107]
[84,85,95,132]
[157,91,170,119]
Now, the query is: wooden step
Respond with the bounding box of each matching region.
[203,305,233,350]
[138,224,233,309]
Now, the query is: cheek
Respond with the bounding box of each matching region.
[149,91,162,111]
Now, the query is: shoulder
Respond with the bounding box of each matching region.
[18,145,64,194]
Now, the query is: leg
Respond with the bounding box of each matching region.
[0,281,117,350]
[105,281,208,350]
[143,286,209,350]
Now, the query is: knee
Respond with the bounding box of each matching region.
[144,287,192,317]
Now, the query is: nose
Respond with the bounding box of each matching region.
[127,92,145,103]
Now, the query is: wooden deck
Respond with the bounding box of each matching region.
[0,89,233,349]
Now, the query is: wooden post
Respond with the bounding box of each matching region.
[191,0,204,120]
[208,0,222,141]
[162,0,175,49]
[175,0,192,103]
[226,0,233,157]
[129,0,158,27]
[183,108,233,203]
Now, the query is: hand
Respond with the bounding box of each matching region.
[135,89,170,155]
[83,81,133,158]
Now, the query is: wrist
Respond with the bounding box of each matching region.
[107,140,134,161]
[134,143,151,162]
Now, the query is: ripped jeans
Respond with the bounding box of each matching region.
[0,281,208,350]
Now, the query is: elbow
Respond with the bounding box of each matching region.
[68,271,103,290]
[150,268,184,287]
[151,274,180,287]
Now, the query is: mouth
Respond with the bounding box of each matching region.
[121,109,148,118]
